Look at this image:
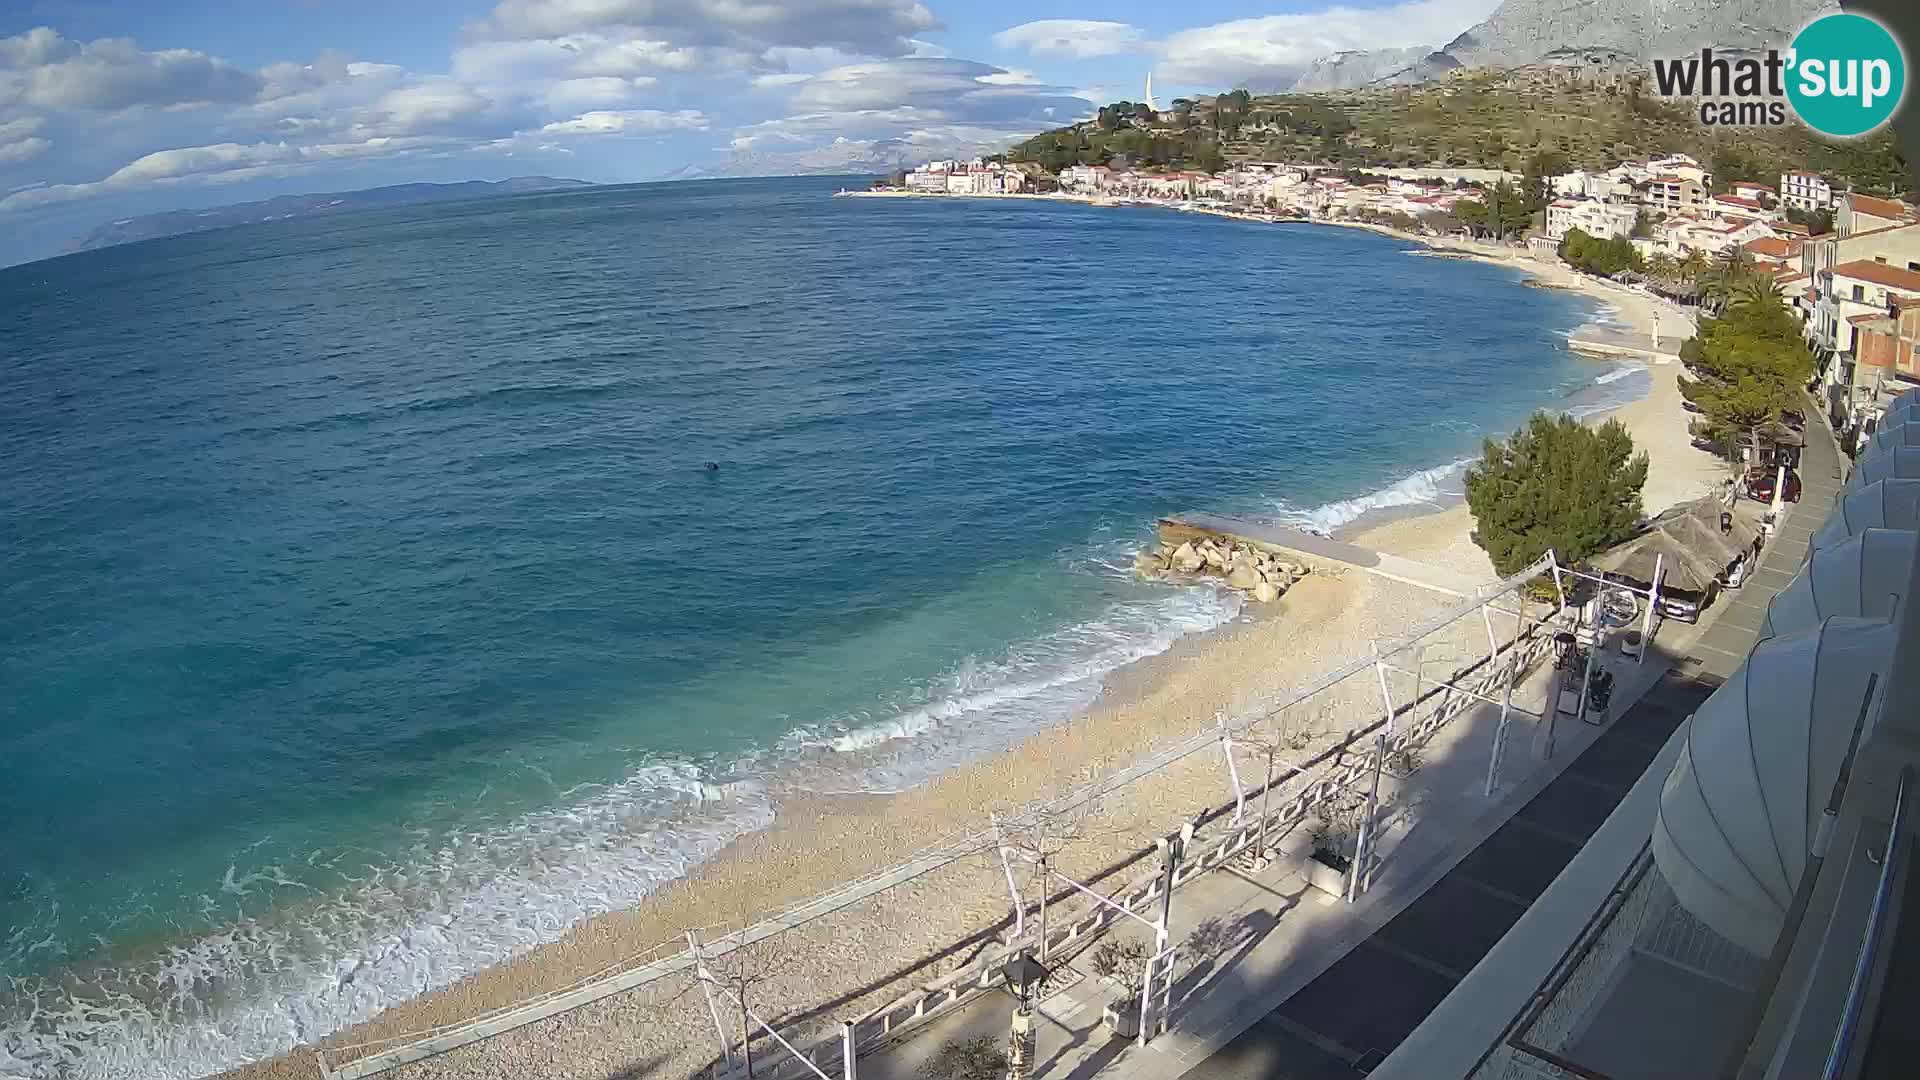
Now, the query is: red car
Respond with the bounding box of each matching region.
[1747,470,1801,503]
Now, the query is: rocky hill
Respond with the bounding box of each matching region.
[1296,0,1838,90]
[1288,47,1436,92]
[73,177,591,254]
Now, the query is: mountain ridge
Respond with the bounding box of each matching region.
[72,176,591,255]
[1288,0,1839,92]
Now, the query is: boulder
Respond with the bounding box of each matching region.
[1253,581,1279,603]
[1134,551,1165,576]
[1201,543,1227,569]
[1171,542,1206,572]
[1227,562,1263,591]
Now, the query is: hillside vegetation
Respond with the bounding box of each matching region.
[1008,73,1908,194]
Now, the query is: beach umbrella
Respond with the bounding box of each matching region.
[1812,479,1920,553]
[1764,529,1915,638]
[1652,616,1895,956]
[1844,447,1920,495]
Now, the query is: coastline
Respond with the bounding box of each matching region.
[218,203,1724,1080]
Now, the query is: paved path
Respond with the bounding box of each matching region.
[1683,407,1844,680]
[1177,672,1718,1080]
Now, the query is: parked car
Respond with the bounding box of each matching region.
[1780,409,1806,431]
[1660,593,1703,623]
[1747,470,1802,504]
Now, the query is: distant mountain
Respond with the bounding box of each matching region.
[1289,0,1837,92]
[72,177,592,254]
[664,138,981,181]
[1288,47,1436,93]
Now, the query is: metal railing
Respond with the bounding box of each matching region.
[1820,763,1913,1080]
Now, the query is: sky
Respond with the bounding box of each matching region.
[0,0,1504,265]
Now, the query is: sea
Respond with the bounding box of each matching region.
[0,176,1649,1079]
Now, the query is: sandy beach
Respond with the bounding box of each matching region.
[220,221,1728,1080]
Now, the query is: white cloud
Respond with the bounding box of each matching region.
[474,0,942,58]
[0,115,48,163]
[537,108,706,134]
[0,27,262,110]
[1158,0,1499,87]
[0,135,48,163]
[992,20,1147,60]
[751,73,811,89]
[542,75,656,110]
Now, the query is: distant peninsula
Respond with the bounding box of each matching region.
[72,176,593,254]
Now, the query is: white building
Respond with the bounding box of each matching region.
[1546,199,1639,241]
[1781,170,1834,211]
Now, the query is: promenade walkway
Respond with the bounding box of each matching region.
[1683,406,1844,680]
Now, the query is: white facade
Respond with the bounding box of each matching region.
[1546,199,1638,241]
[1781,171,1834,211]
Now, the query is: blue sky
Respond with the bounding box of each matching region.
[0,0,1500,264]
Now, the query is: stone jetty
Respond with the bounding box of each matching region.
[1133,533,1311,604]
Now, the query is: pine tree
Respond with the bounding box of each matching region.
[1465,413,1650,577]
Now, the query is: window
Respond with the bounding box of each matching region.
[1877,256,1890,264]
[1855,285,1867,301]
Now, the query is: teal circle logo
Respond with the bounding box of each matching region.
[1786,13,1906,138]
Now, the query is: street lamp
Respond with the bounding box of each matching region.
[1003,950,1049,1080]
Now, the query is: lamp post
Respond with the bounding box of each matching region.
[1003,950,1048,1080]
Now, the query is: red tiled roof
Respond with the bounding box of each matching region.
[1745,236,1796,258]
[1716,195,1766,210]
[1852,313,1890,326]
[1850,194,1916,221]
[1832,259,1920,292]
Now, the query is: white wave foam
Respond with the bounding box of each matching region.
[810,587,1240,780]
[1593,363,1643,386]
[1273,459,1472,535]
[0,765,773,1080]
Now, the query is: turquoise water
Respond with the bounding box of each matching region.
[0,177,1640,1078]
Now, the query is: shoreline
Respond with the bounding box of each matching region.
[211,201,1725,1080]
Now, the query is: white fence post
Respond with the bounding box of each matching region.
[991,813,1025,941]
[687,931,737,1074]
[1372,639,1397,738]
[842,1022,858,1080]
[1348,734,1386,902]
[1639,553,1663,667]
[1485,658,1514,797]
[1218,714,1246,825]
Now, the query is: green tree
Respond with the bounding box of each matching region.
[1465,413,1650,577]
[1678,286,1815,458]
[1785,205,1836,235]
[1557,227,1643,276]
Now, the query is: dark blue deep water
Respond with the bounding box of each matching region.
[0,177,1637,1077]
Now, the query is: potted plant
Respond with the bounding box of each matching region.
[921,1036,1007,1080]
[1090,939,1149,1038]
[1302,790,1366,898]
[1384,745,1424,779]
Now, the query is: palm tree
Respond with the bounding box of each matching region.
[1726,274,1781,314]
[1647,252,1680,283]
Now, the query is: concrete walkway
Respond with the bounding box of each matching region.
[1176,671,1717,1080]
[1683,407,1844,680]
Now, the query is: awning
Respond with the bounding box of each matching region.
[1593,496,1760,592]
